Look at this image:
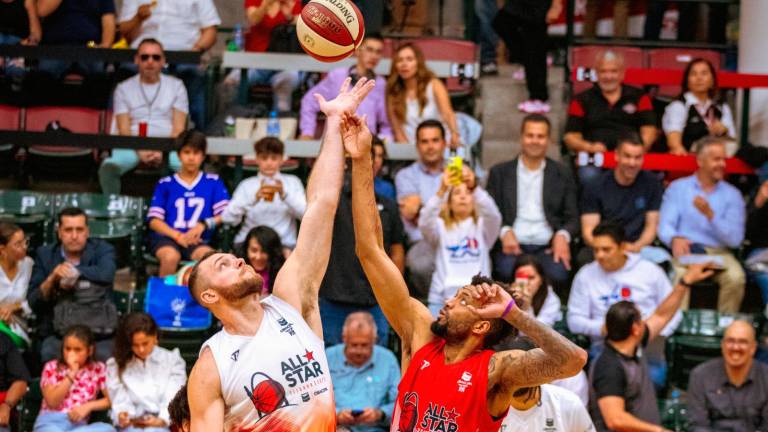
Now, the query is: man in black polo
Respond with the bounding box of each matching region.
[564,50,657,186]
[578,134,667,266]
[589,263,713,432]
[687,320,768,431]
[318,165,405,347]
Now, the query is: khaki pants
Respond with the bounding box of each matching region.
[671,248,745,313]
[583,0,630,38]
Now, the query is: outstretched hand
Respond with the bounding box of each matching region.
[315,77,376,118]
[341,113,372,160]
[682,262,718,286]
[464,283,515,320]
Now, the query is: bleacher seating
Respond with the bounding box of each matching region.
[0,105,21,175]
[646,48,722,98]
[570,45,644,94]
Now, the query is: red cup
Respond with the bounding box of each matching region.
[138,122,148,137]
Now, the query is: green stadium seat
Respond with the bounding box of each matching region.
[114,289,146,317]
[659,396,690,431]
[0,190,54,253]
[17,378,41,432]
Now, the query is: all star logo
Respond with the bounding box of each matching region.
[418,403,460,432]
[280,350,324,388]
[457,371,473,392]
[231,350,240,362]
[277,317,296,336]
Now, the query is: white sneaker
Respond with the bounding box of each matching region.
[517,100,551,114]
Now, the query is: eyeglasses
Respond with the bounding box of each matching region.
[9,238,29,249]
[139,54,163,62]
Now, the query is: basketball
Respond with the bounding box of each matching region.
[249,378,286,414]
[296,0,365,62]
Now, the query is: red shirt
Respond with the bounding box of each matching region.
[390,339,505,432]
[244,0,302,52]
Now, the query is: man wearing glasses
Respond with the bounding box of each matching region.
[687,320,768,431]
[98,38,189,195]
[299,33,392,141]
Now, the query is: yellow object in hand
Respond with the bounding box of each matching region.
[112,38,129,49]
[447,156,463,186]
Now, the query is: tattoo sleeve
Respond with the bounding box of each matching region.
[497,309,587,391]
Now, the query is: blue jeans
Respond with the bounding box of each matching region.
[474,0,499,64]
[172,64,206,130]
[38,59,105,79]
[98,149,181,195]
[0,34,24,78]
[248,69,301,112]
[318,297,389,347]
[748,248,768,305]
[34,412,115,432]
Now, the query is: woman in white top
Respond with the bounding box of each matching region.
[0,223,34,347]
[419,167,502,316]
[107,312,186,431]
[662,58,736,155]
[510,255,562,327]
[386,43,461,147]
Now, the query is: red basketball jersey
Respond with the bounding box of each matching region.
[390,339,506,432]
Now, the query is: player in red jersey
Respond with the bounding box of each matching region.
[342,114,589,432]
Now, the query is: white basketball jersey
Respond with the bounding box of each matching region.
[201,295,335,431]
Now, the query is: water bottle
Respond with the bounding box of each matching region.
[267,111,281,137]
[669,389,682,432]
[234,24,244,51]
[224,115,235,137]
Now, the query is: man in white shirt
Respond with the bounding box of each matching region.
[567,221,681,389]
[221,137,306,250]
[499,337,594,432]
[98,38,188,195]
[118,0,220,129]
[487,114,579,294]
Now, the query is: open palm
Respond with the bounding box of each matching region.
[341,114,372,159]
[315,77,376,118]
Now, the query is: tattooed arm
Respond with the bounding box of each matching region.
[465,283,587,417]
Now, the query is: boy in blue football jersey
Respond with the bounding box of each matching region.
[147,130,230,276]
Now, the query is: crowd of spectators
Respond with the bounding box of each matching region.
[1,0,768,430]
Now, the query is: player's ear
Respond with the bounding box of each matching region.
[473,319,491,336]
[200,289,219,305]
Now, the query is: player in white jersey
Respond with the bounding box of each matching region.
[185,77,376,432]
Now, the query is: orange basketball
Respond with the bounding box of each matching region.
[296,0,365,62]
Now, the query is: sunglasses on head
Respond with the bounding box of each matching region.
[139,54,162,62]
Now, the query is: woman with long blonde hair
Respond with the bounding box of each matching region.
[386,43,462,148]
[418,165,501,317]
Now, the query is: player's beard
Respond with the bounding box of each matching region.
[216,272,263,302]
[430,317,471,345]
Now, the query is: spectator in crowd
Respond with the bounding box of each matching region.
[237,0,301,113]
[386,43,461,147]
[746,180,768,307]
[564,50,656,185]
[99,39,187,195]
[659,136,746,313]
[36,0,115,77]
[395,120,447,300]
[644,2,728,44]
[300,34,392,141]
[493,0,563,113]
[0,223,34,347]
[34,325,113,432]
[118,0,219,129]
[326,312,399,432]
[589,263,714,432]
[499,337,594,432]
[419,165,501,316]
[662,58,736,155]
[147,131,229,277]
[167,384,189,432]
[487,114,578,293]
[320,162,405,346]
[222,137,306,251]
[236,226,285,296]
[688,320,768,431]
[509,255,562,327]
[106,312,186,431]
[583,0,629,38]
[371,138,395,201]
[0,332,30,432]
[28,207,117,363]
[0,0,41,78]
[579,134,666,266]
[568,222,681,388]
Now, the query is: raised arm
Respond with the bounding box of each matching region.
[273,78,375,336]
[347,114,434,355]
[465,284,587,417]
[189,348,225,432]
[645,264,714,341]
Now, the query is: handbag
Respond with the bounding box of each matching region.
[144,277,211,330]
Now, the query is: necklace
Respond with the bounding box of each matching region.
[139,78,162,118]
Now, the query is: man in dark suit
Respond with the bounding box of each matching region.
[487,114,579,294]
